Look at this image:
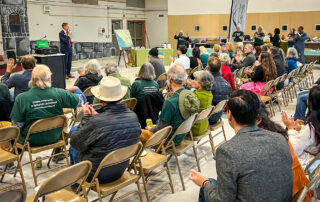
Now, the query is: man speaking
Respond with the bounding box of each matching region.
[59,22,74,79]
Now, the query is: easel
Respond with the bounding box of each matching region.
[118,48,135,68]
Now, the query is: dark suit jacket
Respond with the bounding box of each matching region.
[203,126,293,202]
[59,30,72,53]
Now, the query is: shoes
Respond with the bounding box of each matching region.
[65,76,69,79]
[68,75,75,78]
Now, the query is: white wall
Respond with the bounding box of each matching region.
[168,0,320,15]
[27,0,146,42]
[145,0,168,47]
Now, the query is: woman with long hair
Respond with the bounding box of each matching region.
[282,85,320,170]
[241,51,277,94]
[258,103,313,200]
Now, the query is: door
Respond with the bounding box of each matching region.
[127,20,146,48]
[112,20,123,55]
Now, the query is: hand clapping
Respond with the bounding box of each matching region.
[81,101,98,116]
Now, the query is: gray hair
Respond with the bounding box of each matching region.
[258,25,264,33]
[84,59,101,75]
[235,42,243,50]
[105,63,119,75]
[29,65,52,89]
[193,70,215,91]
[245,43,253,51]
[287,47,298,58]
[138,62,156,80]
[167,64,186,85]
[219,53,230,65]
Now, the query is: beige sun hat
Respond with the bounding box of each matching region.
[91,76,127,102]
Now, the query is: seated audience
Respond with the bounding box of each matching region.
[0,83,11,121]
[131,62,159,102]
[189,89,293,202]
[10,65,86,146]
[207,58,231,125]
[1,55,36,99]
[147,64,190,143]
[187,71,214,136]
[199,46,209,68]
[242,51,277,94]
[219,53,235,90]
[231,44,256,72]
[269,28,281,48]
[220,42,228,54]
[253,45,261,60]
[75,59,103,103]
[213,44,221,57]
[294,78,320,121]
[189,47,201,69]
[257,103,312,200]
[234,42,243,52]
[149,47,166,88]
[287,47,299,74]
[70,77,140,184]
[170,45,190,69]
[282,85,320,169]
[104,63,131,99]
[270,46,286,90]
[226,42,234,60]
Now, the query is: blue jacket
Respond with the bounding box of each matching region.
[59,30,72,53]
[287,57,298,73]
[1,69,32,98]
[294,32,307,50]
[211,72,231,106]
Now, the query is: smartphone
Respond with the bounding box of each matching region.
[6,51,16,63]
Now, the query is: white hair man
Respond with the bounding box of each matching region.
[10,65,86,146]
[232,25,244,43]
[231,44,256,72]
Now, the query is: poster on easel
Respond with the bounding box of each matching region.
[114,30,134,49]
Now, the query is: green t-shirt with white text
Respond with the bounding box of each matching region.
[232,31,244,42]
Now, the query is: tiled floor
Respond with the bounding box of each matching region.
[2,57,320,201]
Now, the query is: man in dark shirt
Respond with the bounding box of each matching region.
[1,55,36,99]
[231,44,256,72]
[149,47,166,88]
[174,31,189,50]
[232,25,244,42]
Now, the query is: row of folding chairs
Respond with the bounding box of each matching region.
[233,65,254,89]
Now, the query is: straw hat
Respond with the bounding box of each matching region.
[91,76,127,102]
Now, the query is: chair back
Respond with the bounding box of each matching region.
[0,126,19,143]
[280,73,287,82]
[0,184,26,202]
[27,115,67,138]
[83,87,93,97]
[258,80,274,96]
[194,106,214,124]
[165,114,197,148]
[156,73,167,83]
[209,100,227,117]
[271,76,282,88]
[32,161,92,201]
[189,66,201,76]
[143,126,172,151]
[92,142,142,181]
[120,98,137,110]
[294,166,320,202]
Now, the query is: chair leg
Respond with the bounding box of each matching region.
[14,147,26,177]
[192,145,201,172]
[139,165,150,202]
[47,148,55,168]
[221,125,227,141]
[17,157,26,192]
[135,178,144,202]
[0,164,8,182]
[28,146,38,187]
[63,144,70,166]
[173,152,185,191]
[208,133,216,156]
[165,161,175,194]
[109,191,117,202]
[95,178,103,202]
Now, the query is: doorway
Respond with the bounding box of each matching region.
[127,20,146,47]
[112,20,123,55]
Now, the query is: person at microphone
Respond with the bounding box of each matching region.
[59,22,74,79]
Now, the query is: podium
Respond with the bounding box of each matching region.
[33,54,66,89]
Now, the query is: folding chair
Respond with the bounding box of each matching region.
[257,80,275,116]
[188,66,202,77]
[305,152,320,180]
[0,183,25,202]
[209,100,228,156]
[165,114,197,190]
[186,106,214,172]
[269,76,283,113]
[120,98,137,111]
[84,142,143,202]
[293,166,320,202]
[83,86,93,97]
[14,115,69,187]
[26,161,92,202]
[156,73,167,91]
[0,126,26,192]
[138,126,174,202]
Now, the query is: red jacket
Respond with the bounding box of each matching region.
[221,65,235,90]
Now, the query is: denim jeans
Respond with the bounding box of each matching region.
[199,178,218,202]
[69,126,79,165]
[294,91,309,121]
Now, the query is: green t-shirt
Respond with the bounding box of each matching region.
[10,87,79,146]
[254,32,265,45]
[191,90,213,136]
[109,73,132,99]
[288,34,295,47]
[174,35,189,49]
[232,31,244,42]
[131,79,159,102]
[0,83,10,102]
[160,88,185,143]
